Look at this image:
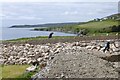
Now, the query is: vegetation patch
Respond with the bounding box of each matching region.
[2,65,29,78]
[34,19,119,35]
[3,36,75,42]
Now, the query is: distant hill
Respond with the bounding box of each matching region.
[10,13,120,35]
[34,13,120,35]
[10,13,120,28]
[9,22,80,28]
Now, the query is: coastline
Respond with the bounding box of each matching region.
[2,35,119,45]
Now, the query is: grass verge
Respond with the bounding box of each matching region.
[3,36,75,42]
[2,65,29,78]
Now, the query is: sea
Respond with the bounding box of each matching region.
[1,27,76,40]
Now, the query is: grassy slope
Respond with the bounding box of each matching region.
[75,20,118,32]
[3,36,75,42]
[77,20,118,28]
[34,19,119,34]
[2,65,29,78]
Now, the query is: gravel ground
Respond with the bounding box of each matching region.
[33,47,119,79]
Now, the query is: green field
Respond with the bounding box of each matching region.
[34,19,119,35]
[3,36,75,42]
[2,65,29,78]
[77,20,118,28]
[75,20,119,33]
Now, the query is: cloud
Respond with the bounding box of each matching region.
[0,13,5,17]
[3,15,43,20]
[64,11,69,15]
[1,2,118,25]
[17,16,43,20]
[0,0,119,2]
[2,3,44,20]
[63,11,78,15]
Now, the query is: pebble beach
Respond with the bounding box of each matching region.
[1,39,120,78]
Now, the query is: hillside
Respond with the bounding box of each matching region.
[9,22,80,28]
[34,13,120,35]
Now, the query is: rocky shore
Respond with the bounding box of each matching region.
[1,39,120,78]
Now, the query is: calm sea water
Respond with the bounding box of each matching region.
[1,27,76,40]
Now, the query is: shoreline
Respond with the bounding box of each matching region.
[1,35,119,46]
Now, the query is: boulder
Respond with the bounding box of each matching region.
[37,58,43,62]
[44,53,49,56]
[35,49,40,52]
[55,43,62,48]
[22,61,27,64]
[86,46,92,49]
[11,51,18,56]
[91,46,98,50]
[26,65,37,72]
[80,43,87,47]
[113,62,118,68]
[9,61,15,65]
[25,44,31,47]
[44,56,49,59]
[27,60,32,64]
[18,51,24,56]
[72,42,81,46]
[54,48,61,54]
[8,56,14,61]
[19,57,26,61]
[27,51,33,55]
[0,59,4,64]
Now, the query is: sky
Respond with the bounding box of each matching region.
[0,1,119,27]
[0,0,119,2]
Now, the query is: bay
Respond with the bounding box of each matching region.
[1,27,76,40]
